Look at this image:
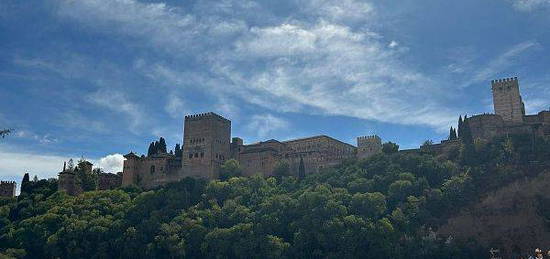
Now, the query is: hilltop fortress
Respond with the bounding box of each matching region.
[122,113,377,189]
[120,77,550,190]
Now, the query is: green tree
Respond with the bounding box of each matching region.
[158,137,167,153]
[298,157,306,179]
[147,142,155,156]
[20,173,30,194]
[382,142,399,154]
[273,161,291,177]
[219,159,243,180]
[449,127,457,140]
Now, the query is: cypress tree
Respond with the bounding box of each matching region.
[159,137,167,153]
[147,142,155,156]
[298,157,306,179]
[449,127,457,140]
[21,173,30,194]
[175,144,182,157]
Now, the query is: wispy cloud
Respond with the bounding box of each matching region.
[246,114,290,139]
[88,88,144,134]
[509,0,550,11]
[165,95,187,119]
[54,0,460,130]
[473,41,539,82]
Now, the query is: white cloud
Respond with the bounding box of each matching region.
[165,95,187,119]
[96,153,124,173]
[0,147,65,179]
[88,88,144,134]
[55,0,458,130]
[510,0,550,11]
[388,41,399,48]
[246,114,290,139]
[473,41,538,83]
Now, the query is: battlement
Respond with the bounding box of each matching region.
[357,135,381,141]
[0,181,16,185]
[184,112,230,123]
[357,135,382,146]
[491,77,519,90]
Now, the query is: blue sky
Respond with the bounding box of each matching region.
[1,0,550,183]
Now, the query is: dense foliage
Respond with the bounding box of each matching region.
[1,134,549,258]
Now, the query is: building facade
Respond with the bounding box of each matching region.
[122,113,381,189]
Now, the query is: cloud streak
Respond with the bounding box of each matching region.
[54,0,460,130]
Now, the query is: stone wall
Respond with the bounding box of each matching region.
[122,153,182,189]
[0,181,16,197]
[58,172,83,196]
[97,172,122,190]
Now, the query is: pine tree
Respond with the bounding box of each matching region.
[21,173,30,194]
[159,137,167,153]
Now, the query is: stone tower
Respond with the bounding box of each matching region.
[0,181,16,197]
[357,135,382,159]
[491,77,525,123]
[182,112,231,179]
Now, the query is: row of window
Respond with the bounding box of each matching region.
[189,152,205,159]
[190,138,205,144]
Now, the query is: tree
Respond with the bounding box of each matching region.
[298,157,306,179]
[147,142,155,156]
[273,161,290,177]
[158,137,167,153]
[382,142,399,154]
[219,159,242,180]
[174,144,182,157]
[449,127,457,140]
[21,173,30,194]
[76,159,97,191]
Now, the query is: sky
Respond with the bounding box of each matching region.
[1,0,550,185]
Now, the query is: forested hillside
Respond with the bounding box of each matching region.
[1,134,549,258]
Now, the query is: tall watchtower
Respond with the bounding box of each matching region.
[357,135,382,159]
[491,77,525,123]
[182,112,231,179]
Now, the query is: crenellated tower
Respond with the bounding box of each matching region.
[0,181,17,197]
[357,135,382,159]
[491,77,525,123]
[182,112,231,179]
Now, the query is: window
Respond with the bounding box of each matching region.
[150,165,155,174]
[200,152,204,158]
[189,153,193,159]
[194,153,199,158]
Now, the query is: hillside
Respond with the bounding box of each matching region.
[0,134,549,258]
[438,169,550,258]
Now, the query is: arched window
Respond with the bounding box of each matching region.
[150,165,155,174]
